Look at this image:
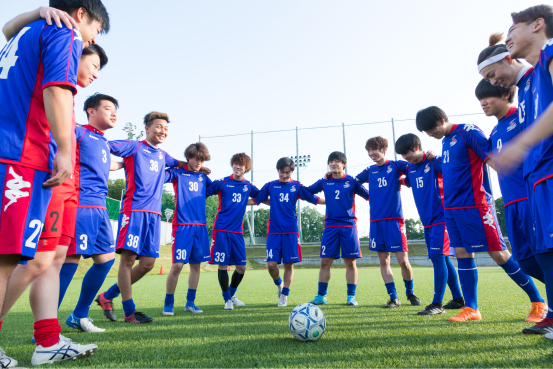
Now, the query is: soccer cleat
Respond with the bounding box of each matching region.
[277,283,283,298]
[278,295,288,307]
[184,303,203,314]
[447,307,482,322]
[545,332,553,340]
[443,298,465,309]
[384,298,401,308]
[224,300,234,310]
[95,293,117,321]
[65,313,105,333]
[417,303,445,315]
[525,302,548,323]
[124,311,153,324]
[162,304,174,316]
[310,295,327,305]
[0,348,17,368]
[31,335,97,365]
[231,296,245,306]
[522,317,553,334]
[346,295,358,306]
[407,293,422,306]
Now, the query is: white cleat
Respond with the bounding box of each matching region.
[277,283,283,298]
[231,296,245,306]
[278,295,288,307]
[0,348,17,368]
[545,332,553,340]
[31,335,97,365]
[224,300,234,310]
[66,313,105,333]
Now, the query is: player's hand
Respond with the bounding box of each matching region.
[39,6,79,30]
[426,150,436,160]
[199,166,211,175]
[324,171,331,179]
[494,141,529,175]
[43,151,72,189]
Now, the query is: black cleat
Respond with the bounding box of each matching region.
[125,311,153,324]
[96,293,117,321]
[384,298,401,308]
[417,303,445,315]
[407,293,422,306]
[443,298,465,310]
[522,317,553,334]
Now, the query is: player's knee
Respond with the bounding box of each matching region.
[171,263,184,274]
[236,265,246,274]
[398,260,410,269]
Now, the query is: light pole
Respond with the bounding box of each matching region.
[291,154,310,243]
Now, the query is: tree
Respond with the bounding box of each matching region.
[122,122,144,141]
[300,207,325,242]
[206,196,219,237]
[494,197,507,237]
[161,190,176,222]
[405,218,424,240]
[107,178,126,200]
[242,208,269,238]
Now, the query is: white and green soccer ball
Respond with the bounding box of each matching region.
[289,303,326,342]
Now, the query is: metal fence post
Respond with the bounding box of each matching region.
[296,127,302,242]
[250,130,255,245]
[391,118,397,161]
[342,122,347,174]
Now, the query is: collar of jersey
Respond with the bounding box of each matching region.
[499,106,518,122]
[329,173,347,180]
[230,174,245,182]
[515,65,532,86]
[143,140,159,149]
[446,124,460,137]
[84,124,104,135]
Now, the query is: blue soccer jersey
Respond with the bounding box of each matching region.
[404,154,445,227]
[0,20,82,173]
[307,174,369,228]
[253,180,319,234]
[517,67,537,180]
[109,140,179,215]
[441,124,493,209]
[356,160,407,222]
[206,175,260,233]
[165,165,213,226]
[489,107,528,207]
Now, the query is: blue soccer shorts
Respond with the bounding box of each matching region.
[209,230,247,266]
[68,207,114,258]
[444,207,506,253]
[116,211,161,258]
[531,178,553,254]
[504,199,535,261]
[369,219,408,253]
[172,225,210,264]
[321,227,361,259]
[423,223,450,257]
[266,233,302,264]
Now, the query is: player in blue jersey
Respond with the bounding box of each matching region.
[207,153,260,310]
[97,112,184,324]
[307,151,369,306]
[395,134,464,315]
[417,106,545,323]
[252,157,323,307]
[356,137,420,308]
[0,2,109,365]
[163,143,212,316]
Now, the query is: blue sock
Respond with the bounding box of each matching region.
[229,287,237,297]
[385,282,398,300]
[58,263,78,308]
[404,279,414,295]
[457,258,478,310]
[222,290,231,302]
[104,283,121,300]
[73,259,114,319]
[499,256,544,303]
[445,256,463,299]
[186,289,196,304]
[165,293,174,306]
[282,287,290,296]
[347,284,357,296]
[430,255,447,304]
[122,299,135,317]
[518,256,545,284]
[318,282,328,296]
[534,251,553,318]
[274,277,282,286]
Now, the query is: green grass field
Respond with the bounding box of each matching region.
[2,265,552,368]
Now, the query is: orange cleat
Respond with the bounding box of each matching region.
[525,302,548,323]
[448,307,482,322]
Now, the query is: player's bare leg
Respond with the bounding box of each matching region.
[118,250,154,323]
[344,258,359,306]
[311,258,333,305]
[184,264,203,313]
[378,252,400,308]
[163,262,183,316]
[396,251,420,306]
[0,255,20,314]
[276,263,294,307]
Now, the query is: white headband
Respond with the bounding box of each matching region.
[477,52,510,72]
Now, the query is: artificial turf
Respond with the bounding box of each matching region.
[2,266,552,368]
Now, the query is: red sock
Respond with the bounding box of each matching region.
[0,320,3,331]
[34,319,60,347]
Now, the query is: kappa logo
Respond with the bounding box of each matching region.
[464,124,476,132]
[73,29,83,42]
[482,209,496,229]
[243,185,248,192]
[290,185,297,192]
[450,136,457,146]
[343,181,350,188]
[3,167,31,211]
[387,166,392,174]
[424,164,430,173]
[120,214,130,230]
[506,120,517,132]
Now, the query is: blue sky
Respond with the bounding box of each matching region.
[1,0,537,236]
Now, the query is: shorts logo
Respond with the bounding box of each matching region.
[424,164,430,173]
[506,121,517,132]
[482,209,496,229]
[290,185,297,192]
[343,182,350,188]
[243,185,248,192]
[120,214,130,230]
[471,244,484,248]
[387,166,392,174]
[4,167,31,211]
[450,137,457,146]
[464,124,476,132]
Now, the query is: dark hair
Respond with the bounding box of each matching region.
[328,151,347,164]
[143,111,169,127]
[365,136,388,151]
[512,4,553,39]
[477,33,510,66]
[475,79,516,103]
[416,106,448,132]
[49,0,110,33]
[83,92,118,118]
[230,153,252,172]
[184,142,210,162]
[276,157,295,172]
[81,44,107,69]
[395,134,422,155]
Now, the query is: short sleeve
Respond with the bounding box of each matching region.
[306,178,324,194]
[75,126,85,142]
[249,184,260,198]
[163,151,179,168]
[205,175,213,188]
[542,39,553,70]
[355,168,370,184]
[404,169,411,187]
[430,158,443,173]
[165,168,179,184]
[253,183,270,205]
[460,125,492,163]
[206,180,222,197]
[109,140,139,158]
[395,161,408,174]
[354,180,370,200]
[299,184,319,205]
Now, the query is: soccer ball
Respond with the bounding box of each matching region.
[289,303,326,342]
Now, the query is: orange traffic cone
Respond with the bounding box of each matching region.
[228,265,231,271]
[160,264,164,275]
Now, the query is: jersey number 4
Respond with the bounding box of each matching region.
[0,27,31,79]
